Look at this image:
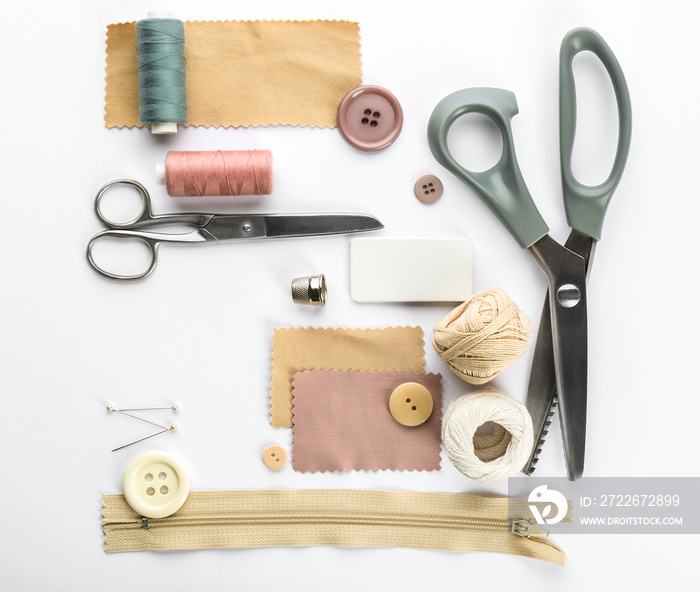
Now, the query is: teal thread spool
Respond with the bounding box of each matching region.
[136,12,187,134]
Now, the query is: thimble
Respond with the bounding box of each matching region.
[291,274,326,306]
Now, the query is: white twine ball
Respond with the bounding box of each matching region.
[442,389,533,484]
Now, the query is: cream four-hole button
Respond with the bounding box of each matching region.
[122,450,190,519]
[389,382,434,427]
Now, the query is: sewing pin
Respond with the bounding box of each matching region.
[106,403,179,412]
[111,424,178,453]
[107,403,180,452]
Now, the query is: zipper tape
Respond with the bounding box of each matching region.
[103,489,567,565]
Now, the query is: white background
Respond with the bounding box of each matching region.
[1,0,698,589]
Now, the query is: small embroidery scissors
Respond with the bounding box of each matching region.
[428,28,631,480]
[87,179,384,281]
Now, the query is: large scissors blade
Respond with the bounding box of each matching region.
[522,300,558,476]
[524,230,596,477]
[200,214,384,241]
[528,235,588,481]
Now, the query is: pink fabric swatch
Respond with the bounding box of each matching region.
[291,370,443,472]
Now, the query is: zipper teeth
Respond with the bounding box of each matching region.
[109,512,510,531]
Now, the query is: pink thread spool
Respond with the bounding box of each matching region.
[157,150,276,197]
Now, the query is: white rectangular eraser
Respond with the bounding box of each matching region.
[350,237,473,302]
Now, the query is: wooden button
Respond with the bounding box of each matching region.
[389,382,434,426]
[263,445,288,470]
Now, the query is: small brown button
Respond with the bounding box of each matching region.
[389,382,434,427]
[263,445,288,470]
[337,85,403,152]
[414,175,443,204]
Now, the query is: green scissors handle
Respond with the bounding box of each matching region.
[427,87,549,249]
[427,28,631,247]
[560,27,632,240]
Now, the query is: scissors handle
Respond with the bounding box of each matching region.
[427,88,549,249]
[87,230,159,281]
[559,28,632,240]
[87,226,212,281]
[94,179,211,230]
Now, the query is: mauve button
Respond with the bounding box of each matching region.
[414,174,444,204]
[337,85,403,152]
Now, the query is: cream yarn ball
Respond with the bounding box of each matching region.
[442,389,534,484]
[432,288,532,384]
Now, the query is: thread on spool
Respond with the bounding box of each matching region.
[441,389,533,484]
[164,150,275,197]
[432,288,532,384]
[136,17,187,128]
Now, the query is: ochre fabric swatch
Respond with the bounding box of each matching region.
[105,20,362,128]
[292,370,442,472]
[270,327,425,428]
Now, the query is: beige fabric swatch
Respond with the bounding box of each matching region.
[270,327,425,428]
[292,370,442,472]
[105,20,362,128]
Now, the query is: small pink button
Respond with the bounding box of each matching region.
[337,85,403,152]
[414,175,444,204]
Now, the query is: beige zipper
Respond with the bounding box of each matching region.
[108,512,548,538]
[103,489,567,565]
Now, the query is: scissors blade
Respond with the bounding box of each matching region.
[528,234,588,481]
[523,230,596,477]
[200,214,383,241]
[263,214,384,238]
[522,297,558,475]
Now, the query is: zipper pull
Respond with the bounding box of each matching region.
[510,519,549,538]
